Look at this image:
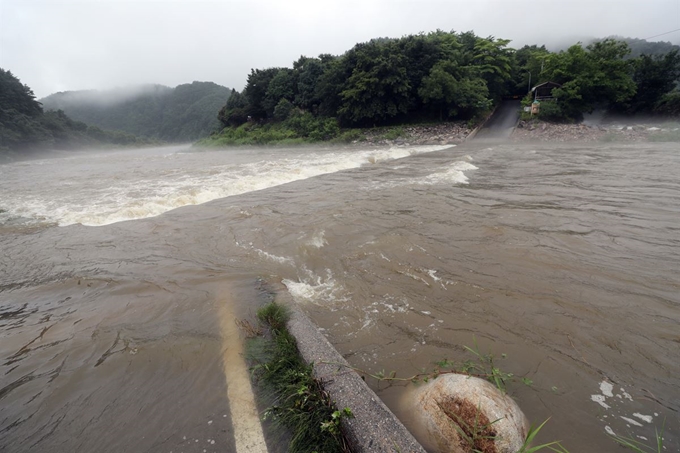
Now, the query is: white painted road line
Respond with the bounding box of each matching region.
[219,297,268,453]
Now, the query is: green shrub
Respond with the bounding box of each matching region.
[308,117,340,141]
[655,91,680,116]
[273,99,295,121]
[382,126,404,140]
[537,101,573,123]
[284,112,340,141]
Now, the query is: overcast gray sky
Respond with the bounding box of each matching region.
[1,0,679,98]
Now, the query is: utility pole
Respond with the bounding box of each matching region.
[527,71,532,94]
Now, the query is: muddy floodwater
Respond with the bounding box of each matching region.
[1,142,678,452]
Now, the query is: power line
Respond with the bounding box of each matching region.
[644,28,680,40]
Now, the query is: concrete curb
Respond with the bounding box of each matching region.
[281,298,427,453]
[465,105,499,141]
[509,114,522,138]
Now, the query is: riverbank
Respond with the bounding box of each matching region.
[195,121,472,148]
[512,119,680,142]
[196,115,679,149]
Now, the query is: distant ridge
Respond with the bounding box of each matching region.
[40,81,231,142]
[1,68,155,159]
[593,36,680,58]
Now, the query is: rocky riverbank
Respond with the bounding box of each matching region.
[200,118,677,149]
[358,122,472,146]
[512,120,680,142]
[360,119,679,146]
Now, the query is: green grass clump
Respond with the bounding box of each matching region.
[252,302,351,453]
[381,126,405,140]
[256,302,289,331]
[196,113,346,147]
[330,129,365,144]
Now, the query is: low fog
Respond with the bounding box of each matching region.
[41,84,173,107]
[1,0,679,97]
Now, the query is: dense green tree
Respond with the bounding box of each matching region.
[337,40,412,125]
[587,39,637,107]
[469,37,514,99]
[314,55,348,118]
[656,90,680,116]
[293,57,326,111]
[426,30,464,61]
[512,45,551,94]
[215,31,678,134]
[243,68,281,120]
[0,69,43,117]
[543,40,636,119]
[418,61,490,119]
[1,69,50,150]
[218,89,249,126]
[263,69,295,117]
[273,98,295,121]
[396,33,447,111]
[627,50,680,112]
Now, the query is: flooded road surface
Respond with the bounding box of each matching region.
[1,142,678,452]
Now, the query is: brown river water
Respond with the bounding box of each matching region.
[0,142,678,452]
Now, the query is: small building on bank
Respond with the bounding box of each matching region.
[531,81,562,101]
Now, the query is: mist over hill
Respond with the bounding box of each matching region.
[545,36,680,55]
[1,68,156,160]
[594,36,680,58]
[40,82,231,142]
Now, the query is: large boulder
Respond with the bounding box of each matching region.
[410,374,529,453]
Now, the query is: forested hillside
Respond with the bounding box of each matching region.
[594,36,680,59]
[210,30,680,145]
[220,31,513,129]
[41,82,231,142]
[0,69,152,159]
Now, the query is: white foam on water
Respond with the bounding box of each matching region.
[621,416,644,427]
[1,144,452,227]
[591,394,611,409]
[374,160,477,189]
[427,269,441,281]
[355,296,412,333]
[254,249,294,265]
[633,413,653,423]
[306,230,327,248]
[426,269,448,290]
[422,161,478,185]
[282,269,345,305]
[600,381,614,397]
[591,381,661,441]
[400,270,431,287]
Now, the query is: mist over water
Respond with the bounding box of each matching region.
[1,142,679,452]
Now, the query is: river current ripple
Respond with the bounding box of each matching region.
[0,142,678,452]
